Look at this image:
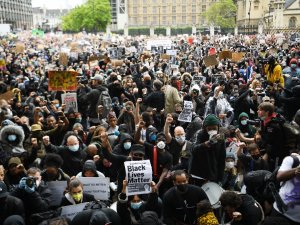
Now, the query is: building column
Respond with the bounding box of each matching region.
[210,24,214,37]
[124,23,128,36]
[192,24,196,35]
[150,26,155,36]
[234,26,238,35]
[166,26,171,36]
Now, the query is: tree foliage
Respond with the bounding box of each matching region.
[62,0,111,32]
[203,0,237,29]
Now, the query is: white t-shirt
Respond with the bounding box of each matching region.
[107,125,119,146]
[273,155,300,222]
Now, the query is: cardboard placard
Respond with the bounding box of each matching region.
[78,177,110,200]
[231,52,245,63]
[15,43,25,54]
[0,90,13,101]
[59,53,69,66]
[219,50,232,60]
[124,160,152,196]
[178,101,193,123]
[203,55,219,67]
[111,60,123,68]
[161,54,170,60]
[48,71,78,91]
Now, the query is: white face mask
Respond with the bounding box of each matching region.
[157,141,166,149]
[240,120,248,126]
[207,130,218,138]
[69,144,79,152]
[225,161,235,169]
[175,135,186,144]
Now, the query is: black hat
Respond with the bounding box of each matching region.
[0,181,8,198]
[131,144,145,155]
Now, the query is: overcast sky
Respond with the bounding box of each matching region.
[32,0,85,9]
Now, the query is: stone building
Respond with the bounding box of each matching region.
[0,0,33,30]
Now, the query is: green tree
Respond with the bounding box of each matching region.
[62,0,111,32]
[203,0,237,29]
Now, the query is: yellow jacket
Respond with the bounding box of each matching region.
[265,64,284,87]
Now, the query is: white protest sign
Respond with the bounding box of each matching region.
[61,93,78,113]
[226,141,239,163]
[60,202,88,220]
[178,101,193,123]
[78,177,110,200]
[47,181,68,207]
[146,39,172,50]
[166,49,177,56]
[124,160,152,196]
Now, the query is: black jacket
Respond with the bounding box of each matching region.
[0,195,25,225]
[60,192,96,206]
[163,185,208,225]
[86,85,108,119]
[143,91,165,111]
[189,130,226,182]
[45,144,86,176]
[10,183,51,216]
[117,192,160,225]
[71,208,121,225]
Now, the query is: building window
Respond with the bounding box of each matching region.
[182,0,186,4]
[153,16,157,25]
[153,6,157,13]
[143,0,147,4]
[192,5,196,13]
[289,17,297,28]
[143,7,147,13]
[192,15,196,24]
[182,16,186,24]
[202,5,206,11]
[172,16,176,25]
[173,0,176,4]
[162,6,167,14]
[182,6,186,13]
[143,16,148,25]
[133,7,137,14]
[162,16,167,25]
[172,6,176,13]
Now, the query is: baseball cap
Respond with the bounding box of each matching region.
[262,96,270,102]
[91,74,104,82]
[0,181,8,198]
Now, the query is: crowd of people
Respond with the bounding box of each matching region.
[0,31,300,225]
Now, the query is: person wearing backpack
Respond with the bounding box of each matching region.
[85,74,110,126]
[272,150,300,225]
[257,102,287,171]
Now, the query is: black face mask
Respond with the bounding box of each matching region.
[176,184,188,194]
[252,154,260,160]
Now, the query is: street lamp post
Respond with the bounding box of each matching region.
[248,0,251,35]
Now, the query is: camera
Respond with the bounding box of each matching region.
[25,177,36,188]
[248,119,261,126]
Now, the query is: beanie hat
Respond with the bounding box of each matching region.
[83,160,97,175]
[8,157,22,167]
[238,112,249,120]
[226,152,236,160]
[203,114,220,127]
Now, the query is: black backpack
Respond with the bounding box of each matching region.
[244,155,300,213]
[96,89,112,119]
[274,114,300,151]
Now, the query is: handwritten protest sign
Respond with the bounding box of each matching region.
[192,75,206,86]
[178,101,193,123]
[219,50,232,60]
[226,141,239,163]
[203,55,218,67]
[146,39,172,50]
[125,160,152,196]
[48,71,78,91]
[78,177,110,200]
[59,52,69,66]
[47,181,68,207]
[61,93,78,113]
[60,202,88,220]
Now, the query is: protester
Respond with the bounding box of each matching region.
[1,30,300,225]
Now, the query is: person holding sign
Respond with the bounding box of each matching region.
[117,180,161,225]
[60,178,95,206]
